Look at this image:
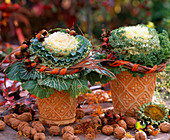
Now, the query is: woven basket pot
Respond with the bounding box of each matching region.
[110,71,157,117]
[37,90,77,125]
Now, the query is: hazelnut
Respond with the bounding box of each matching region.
[76,108,85,119]
[62,126,74,135]
[159,122,170,133]
[126,117,137,129]
[114,127,126,139]
[118,120,127,130]
[0,120,6,130]
[4,114,18,125]
[63,131,74,140]
[111,123,119,132]
[48,126,60,136]
[102,125,113,135]
[135,131,147,140]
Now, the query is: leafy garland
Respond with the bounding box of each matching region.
[109,25,170,67]
[6,60,112,99]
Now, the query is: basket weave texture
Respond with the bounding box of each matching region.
[110,71,157,117]
[37,90,77,125]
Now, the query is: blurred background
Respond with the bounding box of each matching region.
[0,0,170,102]
[0,0,169,45]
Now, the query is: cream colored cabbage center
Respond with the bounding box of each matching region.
[122,26,152,41]
[44,32,78,55]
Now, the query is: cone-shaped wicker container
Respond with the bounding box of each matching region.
[110,71,157,117]
[37,90,77,125]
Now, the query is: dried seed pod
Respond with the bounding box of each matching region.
[0,120,6,130]
[102,125,113,135]
[62,126,74,135]
[111,123,119,132]
[17,112,32,122]
[4,114,18,124]
[118,120,127,130]
[76,108,85,119]
[63,131,75,140]
[135,131,147,140]
[48,126,60,136]
[92,117,102,126]
[114,127,126,139]
[8,118,21,129]
[126,117,137,129]
[17,121,30,131]
[20,44,28,52]
[22,126,37,138]
[14,51,22,59]
[32,121,45,133]
[40,29,48,36]
[34,133,46,140]
[159,122,170,133]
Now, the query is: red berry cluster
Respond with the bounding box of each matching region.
[66,29,78,36]
[100,29,116,60]
[101,111,125,126]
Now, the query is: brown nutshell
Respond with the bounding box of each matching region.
[48,126,60,136]
[76,108,85,119]
[159,122,170,133]
[0,120,6,130]
[32,121,45,133]
[102,125,114,135]
[114,127,126,139]
[135,131,147,140]
[118,120,127,130]
[126,117,137,129]
[8,118,21,129]
[34,133,46,140]
[17,112,32,122]
[111,123,119,132]
[62,126,74,135]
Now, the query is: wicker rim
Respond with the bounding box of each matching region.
[108,60,168,73]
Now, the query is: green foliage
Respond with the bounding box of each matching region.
[6,61,113,98]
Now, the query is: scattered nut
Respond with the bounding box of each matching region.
[111,123,119,132]
[135,131,147,140]
[76,108,85,119]
[159,122,170,133]
[62,126,74,135]
[118,120,127,130]
[34,133,46,140]
[126,117,137,129]
[92,117,102,125]
[114,126,126,139]
[0,120,6,130]
[102,125,113,135]
[48,126,60,136]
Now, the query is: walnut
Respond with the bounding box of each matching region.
[114,127,126,139]
[0,120,6,130]
[76,108,85,119]
[32,121,45,133]
[17,112,32,122]
[92,117,102,125]
[4,114,18,125]
[111,123,119,132]
[48,126,60,136]
[17,121,30,131]
[102,125,113,135]
[34,133,46,140]
[126,117,137,129]
[22,126,37,138]
[8,118,21,129]
[159,122,170,133]
[63,131,80,140]
[118,120,127,130]
[62,126,74,135]
[135,131,147,140]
